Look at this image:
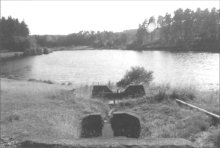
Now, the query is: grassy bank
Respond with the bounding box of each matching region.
[113,84,219,147]
[0,78,109,146]
[0,51,23,61]
[0,78,219,147]
[52,46,96,51]
[0,47,52,62]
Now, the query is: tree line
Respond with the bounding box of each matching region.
[33,31,131,49]
[1,8,219,52]
[0,16,134,51]
[133,8,220,52]
[34,7,220,52]
[0,16,32,51]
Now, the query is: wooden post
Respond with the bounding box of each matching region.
[114,90,119,105]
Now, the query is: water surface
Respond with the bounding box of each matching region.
[1,50,219,90]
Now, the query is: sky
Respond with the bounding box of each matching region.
[1,0,219,35]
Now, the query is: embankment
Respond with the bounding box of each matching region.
[0,78,109,147]
[1,78,219,147]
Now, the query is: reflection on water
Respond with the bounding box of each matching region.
[0,50,219,90]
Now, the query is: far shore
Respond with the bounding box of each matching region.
[49,45,220,53]
[0,51,24,61]
[1,45,219,62]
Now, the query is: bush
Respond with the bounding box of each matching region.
[43,48,51,54]
[170,88,195,101]
[154,90,168,102]
[117,66,153,88]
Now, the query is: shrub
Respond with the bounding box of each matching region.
[43,48,50,54]
[117,66,153,88]
[170,88,195,101]
[154,90,168,102]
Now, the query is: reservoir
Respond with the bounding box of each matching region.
[1,50,219,90]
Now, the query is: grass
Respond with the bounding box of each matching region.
[1,78,219,147]
[144,84,219,114]
[0,78,109,143]
[113,84,219,147]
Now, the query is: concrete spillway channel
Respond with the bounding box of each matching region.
[80,113,104,138]
[110,112,141,138]
[17,110,196,148]
[80,111,141,138]
[16,89,197,148]
[18,138,196,148]
[16,111,196,148]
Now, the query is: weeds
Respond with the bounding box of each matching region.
[175,114,211,138]
[154,89,167,102]
[28,78,54,84]
[113,85,217,144]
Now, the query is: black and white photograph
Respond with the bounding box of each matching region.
[0,0,219,147]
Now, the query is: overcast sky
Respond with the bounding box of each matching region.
[1,0,219,35]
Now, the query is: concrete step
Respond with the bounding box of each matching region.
[18,138,196,148]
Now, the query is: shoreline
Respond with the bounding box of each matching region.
[53,45,220,54]
[0,47,52,62]
[1,45,219,62]
[0,51,24,61]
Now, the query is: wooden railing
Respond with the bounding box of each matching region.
[176,99,220,119]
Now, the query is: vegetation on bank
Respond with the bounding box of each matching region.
[2,67,218,147]
[0,17,52,56]
[0,78,109,147]
[33,8,219,52]
[114,86,219,147]
[1,7,219,53]
[130,8,220,52]
[0,17,30,52]
[1,76,219,147]
[33,31,130,49]
[0,51,23,60]
[116,66,153,88]
[114,67,219,147]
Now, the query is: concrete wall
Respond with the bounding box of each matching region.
[110,112,141,138]
[18,138,196,148]
[80,114,104,138]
